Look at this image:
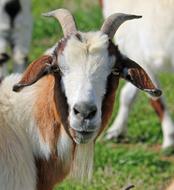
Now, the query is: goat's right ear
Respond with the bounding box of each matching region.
[13,55,58,92]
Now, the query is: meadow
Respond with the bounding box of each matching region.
[30,0,174,189]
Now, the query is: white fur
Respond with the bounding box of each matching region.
[102,0,174,72]
[103,0,174,148]
[57,127,73,166]
[57,127,94,181]
[70,142,94,181]
[0,74,37,190]
[59,32,115,137]
[162,111,174,148]
[1,75,53,160]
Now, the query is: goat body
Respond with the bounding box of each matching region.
[0,50,115,189]
[0,9,160,190]
[102,0,174,71]
[101,0,174,148]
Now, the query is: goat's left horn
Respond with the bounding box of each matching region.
[42,8,77,37]
[101,13,142,39]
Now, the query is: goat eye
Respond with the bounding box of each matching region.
[111,68,119,76]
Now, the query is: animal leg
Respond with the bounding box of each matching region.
[150,97,174,149]
[106,82,138,140]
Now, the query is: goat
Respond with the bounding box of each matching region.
[0,8,161,190]
[0,0,32,76]
[101,0,174,149]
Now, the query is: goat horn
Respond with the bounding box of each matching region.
[101,13,142,39]
[42,8,77,37]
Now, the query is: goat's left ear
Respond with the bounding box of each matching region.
[13,55,59,92]
[116,56,162,97]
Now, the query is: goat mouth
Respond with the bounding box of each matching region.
[75,130,94,136]
[71,129,96,144]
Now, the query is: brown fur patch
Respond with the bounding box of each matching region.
[96,42,121,136]
[34,74,74,189]
[13,55,53,92]
[150,98,165,121]
[18,55,53,85]
[108,40,158,92]
[99,0,103,8]
[35,154,70,190]
[125,64,156,90]
[13,44,77,189]
[34,75,61,153]
[98,74,120,136]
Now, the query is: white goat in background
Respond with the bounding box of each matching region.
[0,8,161,190]
[101,0,174,149]
[0,0,32,76]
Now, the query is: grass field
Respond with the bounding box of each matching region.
[30,0,174,189]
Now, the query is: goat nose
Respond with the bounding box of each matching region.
[73,102,97,120]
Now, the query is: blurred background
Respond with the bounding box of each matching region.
[30,0,102,60]
[2,0,174,189]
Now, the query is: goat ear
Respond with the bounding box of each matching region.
[117,56,162,97]
[13,55,58,92]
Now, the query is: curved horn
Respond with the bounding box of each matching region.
[101,13,142,39]
[42,8,77,37]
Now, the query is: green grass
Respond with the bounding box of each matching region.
[30,0,174,189]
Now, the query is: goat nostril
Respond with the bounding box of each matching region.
[73,107,80,115]
[86,108,97,119]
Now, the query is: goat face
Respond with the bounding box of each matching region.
[13,9,162,145]
[58,32,115,144]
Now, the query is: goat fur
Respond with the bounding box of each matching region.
[102,0,174,148]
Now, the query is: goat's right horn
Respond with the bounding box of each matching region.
[42,8,77,37]
[101,13,142,39]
